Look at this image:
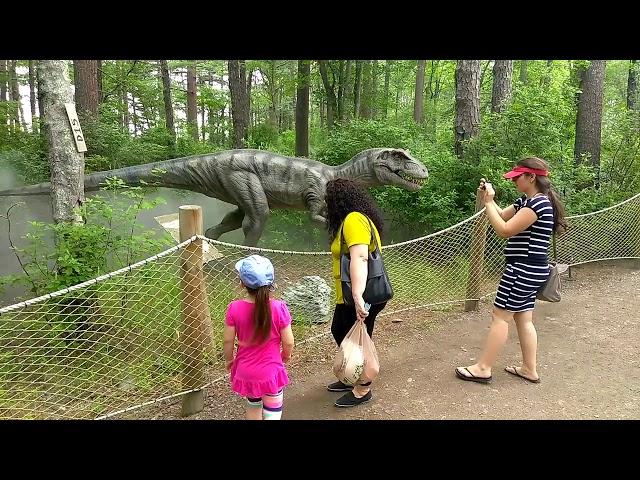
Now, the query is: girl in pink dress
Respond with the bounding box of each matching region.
[223,254,295,420]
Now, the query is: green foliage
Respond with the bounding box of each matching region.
[317,119,415,165]
[0,179,173,298]
[3,59,639,252]
[0,131,48,183]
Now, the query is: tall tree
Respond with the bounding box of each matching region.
[295,60,310,157]
[120,61,130,131]
[574,60,606,183]
[9,60,21,131]
[426,60,442,134]
[159,60,176,148]
[382,60,391,119]
[339,60,352,123]
[97,60,103,104]
[454,60,481,159]
[371,60,378,119]
[360,61,373,119]
[228,60,250,148]
[336,60,345,122]
[627,60,638,111]
[37,60,85,225]
[258,60,280,129]
[353,60,362,117]
[414,60,426,123]
[28,60,37,131]
[73,60,100,120]
[491,60,514,113]
[186,62,198,141]
[0,60,6,102]
[318,60,338,129]
[519,60,528,84]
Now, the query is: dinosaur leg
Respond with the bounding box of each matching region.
[204,208,245,240]
[241,208,269,247]
[305,190,327,226]
[238,184,270,247]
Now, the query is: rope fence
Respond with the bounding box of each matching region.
[0,192,638,419]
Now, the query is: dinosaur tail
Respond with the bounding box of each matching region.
[0,182,54,197]
[0,160,180,197]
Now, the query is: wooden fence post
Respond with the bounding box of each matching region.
[464,188,488,311]
[178,205,213,417]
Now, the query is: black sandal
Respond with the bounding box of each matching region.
[505,366,541,384]
[455,367,492,383]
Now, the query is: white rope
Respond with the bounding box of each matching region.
[2,190,638,420]
[0,235,198,315]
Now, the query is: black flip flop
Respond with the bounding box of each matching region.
[504,366,541,384]
[455,367,492,383]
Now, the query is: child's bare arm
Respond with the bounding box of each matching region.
[223,325,236,371]
[280,325,294,363]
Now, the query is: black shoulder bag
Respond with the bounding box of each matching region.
[340,216,394,306]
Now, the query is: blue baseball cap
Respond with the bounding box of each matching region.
[234,255,275,289]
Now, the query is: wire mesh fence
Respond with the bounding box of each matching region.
[0,192,638,419]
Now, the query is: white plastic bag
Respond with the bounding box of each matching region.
[333,321,380,386]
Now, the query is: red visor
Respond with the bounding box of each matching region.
[503,166,549,179]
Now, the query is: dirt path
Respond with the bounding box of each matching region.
[138,261,640,420]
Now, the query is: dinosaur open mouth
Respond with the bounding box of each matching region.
[397,171,427,187]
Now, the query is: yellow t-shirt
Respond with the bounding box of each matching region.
[330,211,382,304]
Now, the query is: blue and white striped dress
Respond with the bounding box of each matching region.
[494,195,555,312]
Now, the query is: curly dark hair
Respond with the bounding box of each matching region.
[325,179,385,242]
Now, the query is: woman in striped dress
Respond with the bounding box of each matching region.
[456,157,567,384]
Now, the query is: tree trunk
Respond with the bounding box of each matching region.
[574,60,606,184]
[28,61,37,131]
[519,60,528,84]
[318,60,337,129]
[97,60,103,104]
[228,60,249,148]
[382,60,391,119]
[187,62,198,141]
[131,98,139,136]
[454,60,481,159]
[342,60,352,122]
[295,60,310,157]
[360,61,373,119]
[9,60,22,131]
[199,72,206,142]
[37,60,85,225]
[159,60,176,148]
[246,68,253,133]
[414,60,426,123]
[0,60,6,102]
[354,60,362,118]
[201,98,206,141]
[120,62,129,131]
[371,60,378,119]
[73,60,100,120]
[337,60,345,122]
[491,60,514,113]
[627,60,638,111]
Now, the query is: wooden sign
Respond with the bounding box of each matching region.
[64,103,88,153]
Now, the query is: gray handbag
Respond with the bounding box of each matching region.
[536,235,562,302]
[340,216,394,306]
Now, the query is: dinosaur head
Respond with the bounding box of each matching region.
[370,148,429,192]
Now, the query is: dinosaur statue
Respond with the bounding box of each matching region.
[0,148,429,246]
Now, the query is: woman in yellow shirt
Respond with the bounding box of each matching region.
[325,179,388,408]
